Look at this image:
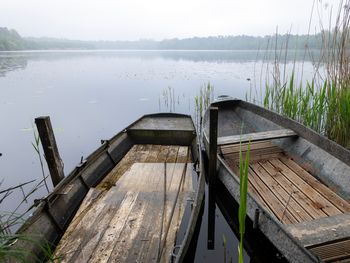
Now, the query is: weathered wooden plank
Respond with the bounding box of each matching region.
[166,146,179,163]
[230,164,274,215]
[281,156,350,213]
[218,129,297,146]
[286,213,350,247]
[231,162,297,224]
[146,145,162,162]
[220,141,277,154]
[55,142,195,263]
[248,167,298,224]
[97,145,139,190]
[35,116,64,186]
[225,152,284,164]
[157,145,171,162]
[160,165,193,262]
[261,160,328,219]
[54,185,127,262]
[250,162,313,223]
[53,188,105,257]
[100,163,163,263]
[176,146,189,163]
[270,159,342,217]
[222,147,282,159]
[129,116,194,131]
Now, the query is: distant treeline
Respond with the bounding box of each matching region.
[0,27,323,51]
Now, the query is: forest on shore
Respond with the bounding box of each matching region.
[0,27,323,51]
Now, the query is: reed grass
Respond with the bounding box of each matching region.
[194,82,214,133]
[238,141,250,263]
[251,0,350,149]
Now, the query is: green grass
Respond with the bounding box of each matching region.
[263,74,350,148]
[238,141,250,263]
[251,0,350,149]
[194,82,214,132]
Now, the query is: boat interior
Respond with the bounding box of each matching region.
[51,115,199,262]
[207,101,350,262]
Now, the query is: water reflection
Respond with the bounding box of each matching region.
[0,49,319,76]
[0,55,27,77]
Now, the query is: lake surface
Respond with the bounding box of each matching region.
[0,50,316,261]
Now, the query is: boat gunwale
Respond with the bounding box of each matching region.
[13,112,199,263]
[203,99,350,262]
[210,99,350,167]
[216,154,320,263]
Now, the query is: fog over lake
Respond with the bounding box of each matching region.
[0,49,317,222]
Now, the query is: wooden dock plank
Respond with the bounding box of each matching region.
[280,156,350,213]
[218,129,297,146]
[270,159,342,216]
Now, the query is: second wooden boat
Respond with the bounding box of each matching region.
[13,113,205,263]
[203,99,350,263]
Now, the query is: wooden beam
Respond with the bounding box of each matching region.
[218,129,297,146]
[207,106,218,250]
[208,107,218,186]
[35,116,64,187]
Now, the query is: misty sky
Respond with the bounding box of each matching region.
[0,0,340,41]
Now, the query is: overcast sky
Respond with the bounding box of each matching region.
[0,0,340,41]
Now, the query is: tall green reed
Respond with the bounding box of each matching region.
[251,0,350,149]
[194,82,214,133]
[238,141,250,263]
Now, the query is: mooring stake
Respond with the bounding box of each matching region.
[208,106,218,186]
[35,116,64,187]
[207,106,218,250]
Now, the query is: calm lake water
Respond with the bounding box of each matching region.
[0,50,316,261]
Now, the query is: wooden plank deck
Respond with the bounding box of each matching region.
[222,141,350,225]
[54,145,194,263]
[218,129,297,146]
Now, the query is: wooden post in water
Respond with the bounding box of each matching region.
[207,106,218,249]
[35,116,64,187]
[208,106,218,186]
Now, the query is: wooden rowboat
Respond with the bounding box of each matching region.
[13,113,205,263]
[203,99,350,263]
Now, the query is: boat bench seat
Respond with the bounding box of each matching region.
[217,129,298,146]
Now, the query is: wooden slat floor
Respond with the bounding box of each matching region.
[222,141,350,225]
[54,145,193,263]
[307,238,350,262]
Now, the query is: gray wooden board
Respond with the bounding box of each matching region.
[54,162,193,263]
[129,117,194,131]
[286,212,350,247]
[218,129,297,146]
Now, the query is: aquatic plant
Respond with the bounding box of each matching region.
[32,126,50,193]
[250,0,350,148]
[159,86,176,112]
[194,82,214,133]
[238,141,250,263]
